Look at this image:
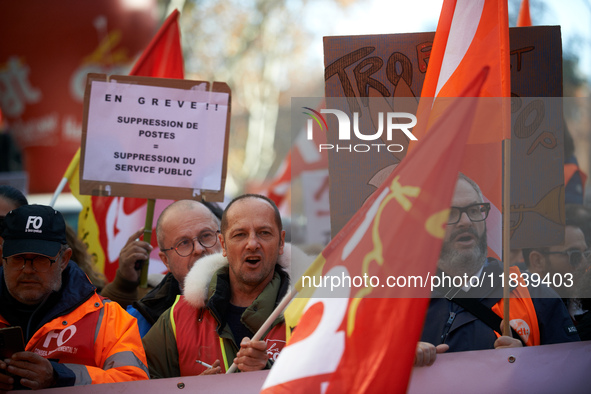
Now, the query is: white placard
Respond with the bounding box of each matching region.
[83,80,229,191]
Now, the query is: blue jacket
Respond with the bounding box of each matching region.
[127,272,181,337]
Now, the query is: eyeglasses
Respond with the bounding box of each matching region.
[447,203,491,225]
[542,249,591,268]
[3,250,63,273]
[161,230,220,257]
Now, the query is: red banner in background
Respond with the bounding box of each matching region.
[0,0,158,193]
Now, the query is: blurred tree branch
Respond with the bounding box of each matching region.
[177,0,353,190]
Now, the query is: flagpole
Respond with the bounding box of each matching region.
[50,148,80,207]
[502,139,511,336]
[139,198,156,288]
[226,287,298,374]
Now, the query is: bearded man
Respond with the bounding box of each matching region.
[415,174,579,367]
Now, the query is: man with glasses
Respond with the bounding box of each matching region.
[415,174,578,367]
[104,200,223,337]
[523,205,591,320]
[142,194,291,377]
[0,205,148,390]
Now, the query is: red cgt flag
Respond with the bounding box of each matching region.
[69,9,184,280]
[262,70,489,394]
[413,0,510,258]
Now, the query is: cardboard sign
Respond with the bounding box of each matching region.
[80,74,231,201]
[323,27,564,249]
[509,26,564,248]
[323,33,432,237]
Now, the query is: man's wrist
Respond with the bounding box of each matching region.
[113,269,141,289]
[100,270,140,306]
[49,362,75,387]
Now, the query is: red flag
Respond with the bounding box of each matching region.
[71,9,184,280]
[517,0,532,27]
[420,0,510,99]
[129,9,184,78]
[266,153,292,207]
[264,101,329,208]
[262,70,489,393]
[414,0,510,258]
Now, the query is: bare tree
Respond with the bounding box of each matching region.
[176,1,299,184]
[176,0,353,190]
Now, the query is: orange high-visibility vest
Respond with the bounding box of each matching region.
[0,294,148,384]
[491,266,540,346]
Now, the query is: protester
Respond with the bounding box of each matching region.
[100,200,223,307]
[574,267,591,340]
[0,185,28,215]
[100,200,223,337]
[0,205,148,390]
[416,174,579,366]
[65,223,106,290]
[132,200,222,336]
[98,226,155,307]
[142,194,290,377]
[523,204,591,329]
[0,185,29,260]
[0,185,106,289]
[523,224,590,313]
[562,203,591,251]
[563,124,587,205]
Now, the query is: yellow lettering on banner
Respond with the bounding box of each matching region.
[348,175,421,336]
[425,209,450,239]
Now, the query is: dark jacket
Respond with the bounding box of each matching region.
[0,262,148,386]
[421,259,580,351]
[127,272,181,337]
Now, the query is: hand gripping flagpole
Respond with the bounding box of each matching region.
[226,287,298,374]
[225,247,324,373]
